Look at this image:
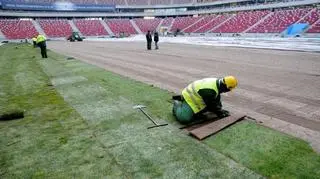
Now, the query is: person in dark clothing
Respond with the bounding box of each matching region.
[36,34,47,58]
[146,31,152,50]
[154,31,159,50]
[32,37,37,48]
[172,76,238,124]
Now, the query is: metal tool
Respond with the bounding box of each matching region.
[133,105,168,129]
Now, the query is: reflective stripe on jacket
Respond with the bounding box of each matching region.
[182,78,219,113]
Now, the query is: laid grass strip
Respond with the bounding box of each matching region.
[204,121,320,179]
[0,44,260,178]
[39,45,261,178]
[1,43,319,179]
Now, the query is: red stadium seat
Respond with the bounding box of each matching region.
[161,17,174,27]
[195,14,231,33]
[248,8,309,33]
[38,19,73,38]
[106,19,137,35]
[0,19,38,39]
[184,15,214,33]
[300,9,320,33]
[133,18,162,33]
[74,20,108,36]
[213,10,270,33]
[170,16,202,32]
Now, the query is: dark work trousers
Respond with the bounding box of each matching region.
[33,41,37,48]
[38,41,47,58]
[155,41,159,49]
[147,41,152,50]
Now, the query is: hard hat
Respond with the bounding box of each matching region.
[223,76,238,90]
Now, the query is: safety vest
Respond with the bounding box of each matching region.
[36,35,46,44]
[182,78,219,113]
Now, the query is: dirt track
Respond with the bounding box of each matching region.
[48,41,320,151]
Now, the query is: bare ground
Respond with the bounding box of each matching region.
[48,41,320,152]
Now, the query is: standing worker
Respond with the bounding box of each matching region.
[32,37,37,48]
[36,34,47,58]
[172,76,238,124]
[146,30,152,50]
[154,31,159,50]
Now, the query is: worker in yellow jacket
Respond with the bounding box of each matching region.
[36,34,47,58]
[32,37,37,48]
[172,76,238,124]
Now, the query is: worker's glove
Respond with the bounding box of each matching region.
[216,109,230,118]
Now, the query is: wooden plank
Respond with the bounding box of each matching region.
[189,114,245,140]
[179,112,220,130]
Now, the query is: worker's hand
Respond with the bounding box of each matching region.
[216,109,230,118]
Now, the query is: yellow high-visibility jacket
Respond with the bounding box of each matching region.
[182,78,219,113]
[36,35,46,44]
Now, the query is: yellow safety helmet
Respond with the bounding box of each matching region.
[223,76,238,90]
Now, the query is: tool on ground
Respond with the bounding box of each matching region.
[133,105,168,129]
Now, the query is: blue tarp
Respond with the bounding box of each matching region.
[1,0,115,12]
[285,23,309,36]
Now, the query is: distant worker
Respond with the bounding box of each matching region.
[36,34,47,58]
[32,37,37,48]
[172,76,238,124]
[146,30,152,50]
[154,31,159,50]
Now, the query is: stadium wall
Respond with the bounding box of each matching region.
[0,0,318,17]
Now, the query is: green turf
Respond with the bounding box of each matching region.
[0,43,319,178]
[204,121,320,179]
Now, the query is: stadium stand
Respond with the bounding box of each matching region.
[150,0,171,5]
[133,18,162,33]
[300,8,320,26]
[161,17,174,27]
[298,8,320,33]
[74,19,108,36]
[106,19,137,35]
[126,0,148,5]
[195,14,232,33]
[38,19,73,37]
[172,0,192,4]
[0,19,38,39]
[69,0,96,4]
[248,8,310,33]
[18,0,56,3]
[213,10,270,33]
[11,0,121,5]
[184,15,214,33]
[170,16,202,32]
[98,0,126,5]
[1,4,319,39]
[307,19,320,33]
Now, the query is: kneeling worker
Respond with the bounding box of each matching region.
[36,34,47,58]
[172,76,238,124]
